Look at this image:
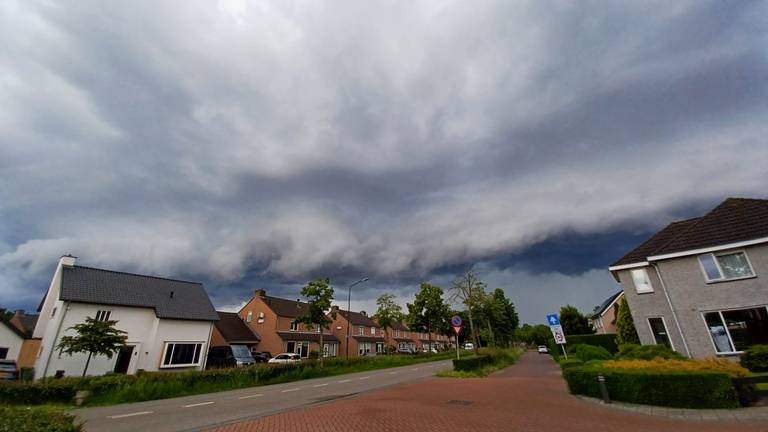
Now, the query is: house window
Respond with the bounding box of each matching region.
[286,341,296,353]
[647,318,672,349]
[95,310,112,321]
[704,307,768,354]
[246,311,253,322]
[316,324,321,333]
[395,330,400,338]
[323,343,338,357]
[376,342,384,353]
[161,342,203,367]
[358,326,364,335]
[358,342,372,356]
[630,268,654,293]
[0,347,8,359]
[257,312,265,323]
[698,251,755,283]
[290,321,298,331]
[370,327,376,335]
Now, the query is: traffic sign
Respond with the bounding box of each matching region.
[546,314,560,326]
[550,324,567,345]
[451,315,463,335]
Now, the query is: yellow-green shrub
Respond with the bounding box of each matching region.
[602,358,748,378]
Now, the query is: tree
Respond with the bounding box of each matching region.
[407,283,451,355]
[559,305,595,335]
[295,277,335,367]
[449,266,485,353]
[373,294,403,346]
[56,316,127,376]
[615,297,640,345]
[487,289,519,346]
[516,323,552,346]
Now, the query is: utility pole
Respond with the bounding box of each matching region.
[345,277,369,359]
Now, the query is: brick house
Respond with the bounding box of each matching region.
[329,307,385,357]
[209,311,261,351]
[238,290,340,358]
[589,291,623,335]
[609,198,768,358]
[385,321,416,352]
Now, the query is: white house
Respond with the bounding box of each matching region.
[34,255,219,378]
[0,319,25,362]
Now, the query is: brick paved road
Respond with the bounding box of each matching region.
[210,352,767,432]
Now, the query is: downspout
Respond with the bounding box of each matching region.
[651,263,691,358]
[42,301,69,378]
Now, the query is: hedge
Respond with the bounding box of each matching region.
[0,407,81,432]
[616,344,684,360]
[452,355,492,371]
[566,334,618,354]
[559,358,584,370]
[740,345,768,372]
[563,366,739,409]
[569,344,612,362]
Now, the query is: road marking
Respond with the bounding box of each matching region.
[359,376,370,380]
[338,379,351,383]
[281,388,301,393]
[182,402,214,408]
[389,372,397,375]
[238,394,263,399]
[427,365,434,368]
[411,368,419,371]
[313,383,329,388]
[107,411,152,419]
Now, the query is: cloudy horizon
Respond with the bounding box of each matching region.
[1,0,767,324]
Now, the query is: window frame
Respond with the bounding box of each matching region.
[646,317,674,350]
[697,250,756,283]
[630,268,654,294]
[701,305,768,355]
[0,347,8,360]
[160,342,205,368]
[289,321,298,332]
[246,311,253,322]
[95,310,112,321]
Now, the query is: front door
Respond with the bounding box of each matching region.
[113,345,135,374]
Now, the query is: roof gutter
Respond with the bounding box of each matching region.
[651,263,691,358]
[646,236,768,261]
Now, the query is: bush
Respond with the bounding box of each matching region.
[569,344,612,362]
[740,345,768,372]
[566,334,619,354]
[0,406,81,432]
[559,358,584,370]
[616,344,684,360]
[0,378,79,405]
[603,358,748,378]
[453,355,492,371]
[563,365,739,409]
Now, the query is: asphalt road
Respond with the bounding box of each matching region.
[73,359,453,432]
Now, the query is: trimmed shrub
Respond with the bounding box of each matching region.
[0,406,81,432]
[563,366,739,409]
[559,358,584,370]
[453,355,492,371]
[0,378,79,405]
[740,345,768,372]
[570,344,612,362]
[567,334,619,354]
[616,344,684,360]
[603,358,748,378]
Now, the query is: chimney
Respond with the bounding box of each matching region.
[331,305,339,312]
[296,299,301,308]
[360,311,367,317]
[59,254,77,268]
[254,289,266,298]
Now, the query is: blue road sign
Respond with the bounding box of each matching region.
[451,315,463,327]
[546,314,560,326]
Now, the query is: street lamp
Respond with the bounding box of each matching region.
[345,277,369,359]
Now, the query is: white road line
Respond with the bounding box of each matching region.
[238,394,263,399]
[411,368,419,371]
[359,376,370,380]
[338,379,351,383]
[427,365,434,368]
[389,372,397,375]
[281,388,301,393]
[313,383,329,388]
[182,402,214,408]
[107,411,152,419]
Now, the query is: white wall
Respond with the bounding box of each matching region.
[0,324,23,361]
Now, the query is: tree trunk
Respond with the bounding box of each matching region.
[467,306,479,354]
[319,330,324,368]
[486,319,495,348]
[82,352,92,377]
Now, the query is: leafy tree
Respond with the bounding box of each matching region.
[516,323,552,346]
[56,317,127,376]
[488,288,519,346]
[615,297,640,345]
[295,277,335,367]
[449,266,485,353]
[559,305,595,335]
[373,293,403,345]
[407,283,451,355]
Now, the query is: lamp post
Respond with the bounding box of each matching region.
[345,277,369,359]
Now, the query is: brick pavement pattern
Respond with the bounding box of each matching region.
[210,352,767,432]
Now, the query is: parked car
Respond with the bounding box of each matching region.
[0,360,18,380]
[207,344,256,368]
[268,353,302,364]
[537,345,549,354]
[251,351,272,363]
[396,348,416,355]
[463,343,474,350]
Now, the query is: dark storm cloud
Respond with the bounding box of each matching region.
[1,1,767,323]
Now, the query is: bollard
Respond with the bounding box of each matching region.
[597,374,611,404]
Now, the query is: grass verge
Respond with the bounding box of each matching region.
[436,347,523,378]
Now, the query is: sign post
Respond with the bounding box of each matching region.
[546,313,568,359]
[451,315,463,360]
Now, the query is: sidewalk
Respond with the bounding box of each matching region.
[209,352,767,431]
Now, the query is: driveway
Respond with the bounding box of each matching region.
[211,352,766,432]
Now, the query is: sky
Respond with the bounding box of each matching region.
[1,1,767,325]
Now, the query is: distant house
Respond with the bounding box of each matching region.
[34,256,219,378]
[590,291,623,335]
[0,317,25,365]
[238,290,340,358]
[209,312,261,351]
[329,307,385,357]
[1,310,41,369]
[384,321,415,352]
[609,198,768,358]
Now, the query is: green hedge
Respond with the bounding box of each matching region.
[453,355,492,371]
[0,378,79,405]
[569,344,612,362]
[0,406,81,432]
[559,358,584,370]
[616,344,684,360]
[740,345,768,372]
[563,366,739,409]
[566,334,618,354]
